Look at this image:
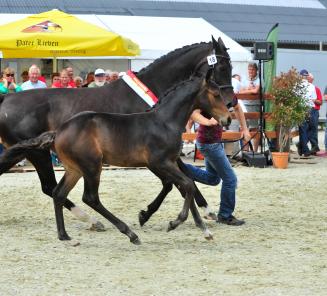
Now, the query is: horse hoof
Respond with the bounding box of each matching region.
[130,236,141,245]
[204,212,217,221]
[59,233,71,241]
[138,210,149,227]
[89,221,106,232]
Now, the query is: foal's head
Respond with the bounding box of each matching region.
[195,68,233,127]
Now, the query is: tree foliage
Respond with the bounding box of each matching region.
[270,68,310,152]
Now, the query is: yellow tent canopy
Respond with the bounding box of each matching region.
[0,9,140,58]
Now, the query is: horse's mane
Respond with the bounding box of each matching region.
[138,42,211,76]
[149,74,203,111]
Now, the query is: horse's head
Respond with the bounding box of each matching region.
[194,37,234,114]
[210,36,234,106]
[195,68,233,127]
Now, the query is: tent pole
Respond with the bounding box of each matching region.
[53,57,58,73]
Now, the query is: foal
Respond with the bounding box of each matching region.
[5,70,232,244]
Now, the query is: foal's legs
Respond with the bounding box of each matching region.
[149,161,212,239]
[82,170,141,245]
[26,150,105,231]
[138,181,173,226]
[52,171,81,240]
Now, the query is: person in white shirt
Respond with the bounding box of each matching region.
[297,69,317,157]
[21,65,47,90]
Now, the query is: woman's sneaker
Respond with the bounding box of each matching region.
[217,215,245,226]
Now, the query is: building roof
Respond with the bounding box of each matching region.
[1,0,327,46]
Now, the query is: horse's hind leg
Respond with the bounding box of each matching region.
[82,171,141,245]
[26,150,105,231]
[139,182,173,226]
[52,171,81,240]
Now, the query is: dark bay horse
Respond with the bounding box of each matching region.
[0,37,232,229]
[4,69,233,244]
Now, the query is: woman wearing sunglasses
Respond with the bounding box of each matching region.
[0,67,22,94]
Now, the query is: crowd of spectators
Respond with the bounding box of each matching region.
[0,64,123,165]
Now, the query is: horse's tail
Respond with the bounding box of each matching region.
[176,158,208,208]
[0,131,56,175]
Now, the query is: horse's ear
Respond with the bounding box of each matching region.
[211,35,219,51]
[218,37,227,51]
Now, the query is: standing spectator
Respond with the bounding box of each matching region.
[51,69,75,88]
[0,67,22,94]
[307,73,322,154]
[82,71,94,87]
[88,68,107,88]
[74,76,83,88]
[21,65,47,90]
[297,69,317,157]
[65,66,76,87]
[239,62,260,151]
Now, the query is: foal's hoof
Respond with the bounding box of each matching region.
[89,221,106,232]
[204,212,217,221]
[130,236,141,245]
[204,229,214,241]
[167,221,177,232]
[138,210,149,227]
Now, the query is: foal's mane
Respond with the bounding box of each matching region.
[138,42,211,76]
[149,74,203,111]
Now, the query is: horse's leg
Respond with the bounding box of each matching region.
[26,150,105,231]
[150,161,211,239]
[52,171,81,240]
[177,158,216,220]
[138,182,173,226]
[81,168,140,245]
[189,198,213,240]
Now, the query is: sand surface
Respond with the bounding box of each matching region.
[1,154,327,296]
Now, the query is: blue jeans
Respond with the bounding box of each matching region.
[185,142,237,219]
[299,109,319,154]
[308,109,319,150]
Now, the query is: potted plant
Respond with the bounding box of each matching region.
[270,67,310,168]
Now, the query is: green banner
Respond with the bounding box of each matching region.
[264,23,279,131]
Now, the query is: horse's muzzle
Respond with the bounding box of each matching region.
[220,115,232,127]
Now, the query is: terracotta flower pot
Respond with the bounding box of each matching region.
[271,152,289,169]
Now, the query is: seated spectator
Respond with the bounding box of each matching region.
[74,76,83,88]
[88,68,107,88]
[20,70,29,84]
[0,67,22,94]
[0,67,22,156]
[51,72,60,86]
[65,66,76,88]
[82,71,94,87]
[21,65,47,90]
[52,69,76,88]
[105,69,112,83]
[110,71,119,82]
